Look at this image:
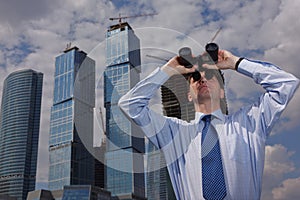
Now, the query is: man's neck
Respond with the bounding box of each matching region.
[193,100,221,114]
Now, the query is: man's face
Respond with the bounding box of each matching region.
[188,70,224,103]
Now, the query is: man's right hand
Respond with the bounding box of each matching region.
[202,50,240,71]
[161,56,197,77]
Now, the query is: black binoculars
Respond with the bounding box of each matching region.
[178,43,219,68]
[178,43,219,81]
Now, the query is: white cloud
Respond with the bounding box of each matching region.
[264,144,295,176]
[272,177,300,200]
[212,0,300,135]
[261,144,296,200]
[0,0,60,26]
[0,22,20,48]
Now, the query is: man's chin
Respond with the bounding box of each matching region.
[197,93,212,101]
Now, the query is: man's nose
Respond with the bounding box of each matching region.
[199,72,207,83]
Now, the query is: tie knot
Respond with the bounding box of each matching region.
[202,115,212,123]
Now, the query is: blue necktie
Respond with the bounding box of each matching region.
[201,115,227,200]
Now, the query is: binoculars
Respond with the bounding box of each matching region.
[178,43,219,68]
[178,43,219,81]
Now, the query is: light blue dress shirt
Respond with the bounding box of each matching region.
[119,59,299,200]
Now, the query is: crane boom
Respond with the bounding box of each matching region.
[210,27,222,43]
[146,54,169,62]
[109,12,157,23]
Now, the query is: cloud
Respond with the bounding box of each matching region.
[272,177,300,200]
[264,144,295,176]
[215,0,300,135]
[0,0,60,26]
[261,144,296,200]
[0,0,116,185]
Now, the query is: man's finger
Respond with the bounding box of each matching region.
[202,63,218,70]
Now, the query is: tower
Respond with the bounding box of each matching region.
[161,74,195,120]
[0,69,43,199]
[48,46,97,190]
[104,22,145,199]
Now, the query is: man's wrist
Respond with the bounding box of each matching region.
[161,64,177,77]
[235,57,244,71]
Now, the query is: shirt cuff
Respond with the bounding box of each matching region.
[236,58,259,78]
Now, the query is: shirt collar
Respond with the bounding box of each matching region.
[194,109,225,124]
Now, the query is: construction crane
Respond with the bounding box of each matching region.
[210,27,222,43]
[109,12,157,23]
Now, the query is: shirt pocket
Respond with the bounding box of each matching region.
[226,134,250,164]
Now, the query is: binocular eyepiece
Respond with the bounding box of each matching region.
[178,43,219,68]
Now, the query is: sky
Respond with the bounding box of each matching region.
[0,0,300,199]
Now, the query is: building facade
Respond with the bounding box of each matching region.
[27,186,110,200]
[104,22,145,199]
[0,69,43,200]
[146,143,176,200]
[161,74,195,121]
[48,46,99,190]
[62,185,111,200]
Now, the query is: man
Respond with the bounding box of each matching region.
[118,49,299,199]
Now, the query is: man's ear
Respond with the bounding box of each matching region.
[220,88,225,99]
[188,92,193,102]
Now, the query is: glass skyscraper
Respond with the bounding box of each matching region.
[161,74,195,121]
[104,22,145,199]
[146,144,176,200]
[62,185,111,200]
[0,69,43,200]
[48,46,97,190]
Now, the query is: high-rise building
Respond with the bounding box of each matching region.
[161,74,195,121]
[0,69,43,200]
[27,186,110,200]
[62,185,111,200]
[48,46,99,190]
[146,143,176,200]
[104,22,145,200]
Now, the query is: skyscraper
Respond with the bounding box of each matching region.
[48,46,97,190]
[161,74,195,121]
[146,143,175,200]
[62,185,111,200]
[0,69,43,200]
[104,22,145,199]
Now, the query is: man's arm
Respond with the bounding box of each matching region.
[234,58,299,137]
[204,50,299,137]
[118,58,196,150]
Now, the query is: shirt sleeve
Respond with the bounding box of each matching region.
[235,58,299,138]
[118,67,192,151]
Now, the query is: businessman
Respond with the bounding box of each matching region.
[118,49,299,199]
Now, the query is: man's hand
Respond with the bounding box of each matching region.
[203,50,240,70]
[161,56,196,77]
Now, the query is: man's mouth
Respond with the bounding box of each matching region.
[198,85,209,92]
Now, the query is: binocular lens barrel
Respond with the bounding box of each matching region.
[205,43,219,63]
[178,47,194,68]
[178,43,219,74]
[179,47,192,56]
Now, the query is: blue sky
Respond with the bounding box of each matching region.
[0,0,300,199]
